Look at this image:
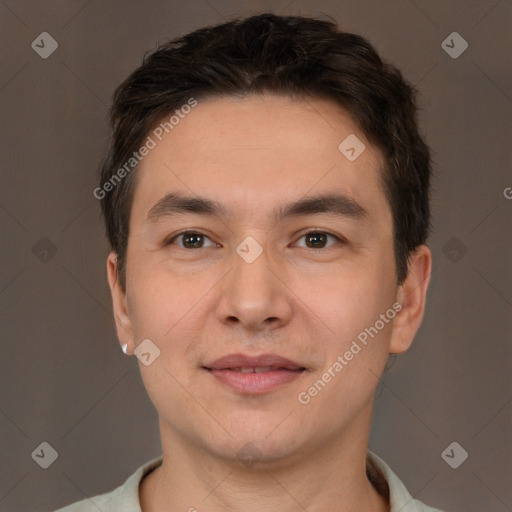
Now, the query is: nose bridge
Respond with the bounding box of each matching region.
[234,239,272,290]
[216,237,291,329]
[231,238,275,303]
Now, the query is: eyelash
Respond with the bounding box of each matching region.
[164,230,344,249]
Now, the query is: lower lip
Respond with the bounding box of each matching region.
[207,368,305,394]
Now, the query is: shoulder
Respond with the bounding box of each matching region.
[367,450,447,512]
[53,456,163,512]
[53,493,113,512]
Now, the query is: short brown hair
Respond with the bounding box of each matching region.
[98,13,431,289]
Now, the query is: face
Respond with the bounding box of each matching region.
[108,94,430,465]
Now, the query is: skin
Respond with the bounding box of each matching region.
[107,93,432,512]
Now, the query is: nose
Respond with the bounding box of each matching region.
[215,242,293,335]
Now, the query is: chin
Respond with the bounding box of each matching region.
[202,420,309,467]
[211,439,303,469]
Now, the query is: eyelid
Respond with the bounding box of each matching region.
[165,229,345,249]
[164,230,219,248]
[292,230,345,248]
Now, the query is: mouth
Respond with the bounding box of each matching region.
[203,353,307,394]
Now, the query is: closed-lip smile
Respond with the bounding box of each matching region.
[204,353,306,394]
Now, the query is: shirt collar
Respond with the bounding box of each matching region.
[110,451,427,512]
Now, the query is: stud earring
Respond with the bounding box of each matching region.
[122,343,128,354]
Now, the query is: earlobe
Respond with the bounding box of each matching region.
[107,252,134,355]
[389,245,432,354]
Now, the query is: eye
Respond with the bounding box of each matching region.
[165,231,218,249]
[294,231,341,249]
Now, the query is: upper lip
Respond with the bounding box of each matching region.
[205,353,305,371]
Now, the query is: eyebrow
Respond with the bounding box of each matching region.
[145,191,368,224]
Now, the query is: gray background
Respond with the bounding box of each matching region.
[0,1,510,511]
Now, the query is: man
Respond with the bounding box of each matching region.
[57,12,442,512]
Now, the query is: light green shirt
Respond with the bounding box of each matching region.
[54,450,445,512]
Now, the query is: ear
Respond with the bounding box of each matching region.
[107,252,134,354]
[389,245,432,354]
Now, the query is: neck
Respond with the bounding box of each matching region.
[140,403,389,512]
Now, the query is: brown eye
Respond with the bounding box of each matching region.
[167,232,217,249]
[182,233,204,248]
[295,231,340,249]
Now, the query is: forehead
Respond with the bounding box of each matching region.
[129,94,390,230]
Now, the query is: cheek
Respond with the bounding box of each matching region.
[125,269,209,407]
[125,234,227,325]
[294,261,395,345]
[126,269,201,338]
[295,267,396,420]
[125,257,222,373]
